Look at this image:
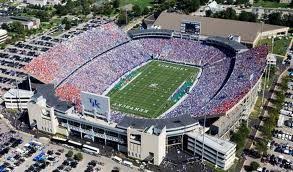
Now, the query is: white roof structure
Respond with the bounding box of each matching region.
[3,89,34,99]
[0,29,7,37]
[187,132,236,154]
[206,1,221,12]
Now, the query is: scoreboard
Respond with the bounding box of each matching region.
[180,20,201,39]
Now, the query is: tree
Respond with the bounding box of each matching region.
[205,10,212,17]
[177,0,200,14]
[66,0,75,12]
[239,11,249,21]
[0,43,6,49]
[36,10,50,22]
[266,12,282,26]
[117,11,127,25]
[132,4,142,16]
[235,0,249,4]
[230,123,250,150]
[83,4,91,15]
[62,17,72,30]
[200,0,209,5]
[1,23,9,30]
[92,5,100,16]
[54,4,69,16]
[168,0,177,7]
[215,0,224,4]
[226,0,234,4]
[74,152,83,161]
[255,139,268,154]
[112,0,120,8]
[142,7,150,15]
[282,13,293,27]
[224,8,237,20]
[9,22,25,35]
[250,161,260,171]
[66,150,74,158]
[239,11,257,22]
[101,2,113,15]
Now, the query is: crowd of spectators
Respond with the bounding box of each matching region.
[24,22,130,84]
[197,46,268,116]
[139,38,227,66]
[55,40,150,105]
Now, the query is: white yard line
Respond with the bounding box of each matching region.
[119,72,142,91]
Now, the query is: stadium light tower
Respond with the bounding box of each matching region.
[267,61,271,89]
[201,113,206,163]
[266,37,275,89]
[261,65,267,106]
[28,74,32,91]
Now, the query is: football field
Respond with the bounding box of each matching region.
[107,60,200,118]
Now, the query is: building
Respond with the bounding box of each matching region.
[127,126,166,165]
[27,87,237,168]
[252,7,293,19]
[210,71,262,138]
[3,89,34,109]
[24,0,61,6]
[24,26,267,169]
[152,12,289,47]
[10,16,40,30]
[0,16,40,30]
[204,1,222,13]
[279,0,292,4]
[0,29,8,44]
[183,132,236,170]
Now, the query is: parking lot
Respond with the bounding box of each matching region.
[0,17,112,95]
[0,119,139,172]
[242,76,293,172]
[262,79,293,171]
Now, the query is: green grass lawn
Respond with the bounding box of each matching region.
[107,60,200,118]
[258,37,292,56]
[120,0,153,9]
[253,0,290,8]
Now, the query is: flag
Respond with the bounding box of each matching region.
[249,74,254,81]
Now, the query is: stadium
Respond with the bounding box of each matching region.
[24,21,268,169]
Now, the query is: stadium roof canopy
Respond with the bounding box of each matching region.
[33,84,73,112]
[153,12,289,47]
[206,36,247,52]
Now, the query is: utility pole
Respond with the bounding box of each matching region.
[28,75,32,91]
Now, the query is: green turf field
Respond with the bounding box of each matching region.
[107,60,200,118]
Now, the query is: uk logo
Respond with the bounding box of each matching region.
[89,98,100,109]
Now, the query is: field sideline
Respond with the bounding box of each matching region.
[107,60,200,118]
